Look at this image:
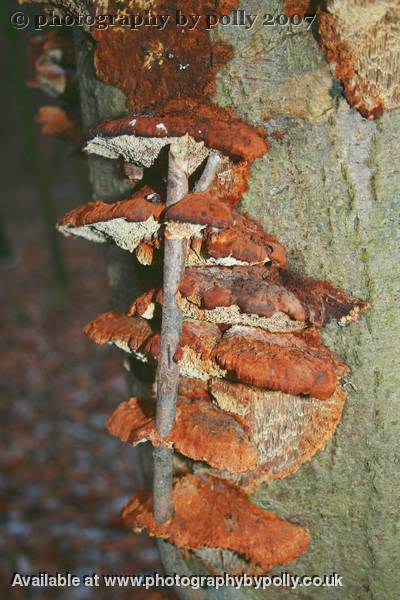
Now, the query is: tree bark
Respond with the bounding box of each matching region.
[74,0,400,596]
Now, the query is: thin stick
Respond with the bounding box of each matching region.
[194,151,222,192]
[153,146,223,524]
[153,140,189,523]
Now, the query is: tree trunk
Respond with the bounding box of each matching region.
[74,0,400,597]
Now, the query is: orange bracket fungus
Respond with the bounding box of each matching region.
[123,474,310,573]
[83,99,268,523]
[283,0,400,118]
[204,378,347,492]
[129,265,368,331]
[85,98,268,167]
[26,0,373,577]
[57,186,165,265]
[107,393,258,474]
[84,311,347,400]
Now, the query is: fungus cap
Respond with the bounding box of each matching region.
[205,378,346,492]
[123,474,310,572]
[177,266,370,329]
[85,99,268,171]
[83,312,153,356]
[84,311,344,399]
[107,394,258,473]
[57,186,164,264]
[213,326,346,400]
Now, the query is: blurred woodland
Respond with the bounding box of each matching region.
[0,2,169,598]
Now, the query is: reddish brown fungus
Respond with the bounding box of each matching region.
[207,378,346,492]
[166,192,234,230]
[123,474,310,571]
[83,312,153,355]
[57,186,164,262]
[107,394,258,473]
[91,2,239,112]
[86,98,268,165]
[35,106,79,142]
[58,186,165,228]
[213,327,346,400]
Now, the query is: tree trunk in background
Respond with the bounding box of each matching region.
[74,0,400,597]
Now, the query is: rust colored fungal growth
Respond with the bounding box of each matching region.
[123,474,310,572]
[207,378,346,492]
[177,376,209,401]
[165,191,234,239]
[196,213,286,268]
[103,204,285,268]
[23,0,375,578]
[177,266,370,329]
[167,320,226,380]
[91,1,239,112]
[84,312,153,356]
[28,31,75,97]
[128,288,161,320]
[85,98,268,168]
[128,319,226,380]
[281,271,371,327]
[86,307,345,400]
[318,0,400,118]
[206,160,251,209]
[129,266,369,330]
[83,310,225,379]
[283,0,314,17]
[213,326,346,400]
[35,106,79,142]
[177,266,306,331]
[57,186,164,264]
[107,393,258,473]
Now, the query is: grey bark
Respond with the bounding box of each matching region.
[74,0,400,597]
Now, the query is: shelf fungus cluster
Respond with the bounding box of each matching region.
[57,95,370,575]
[27,29,80,143]
[284,0,400,118]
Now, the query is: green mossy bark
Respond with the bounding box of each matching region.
[74,1,400,597]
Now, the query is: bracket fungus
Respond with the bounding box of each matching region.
[83,97,269,524]
[83,311,153,356]
[123,474,310,573]
[35,106,79,143]
[213,326,346,401]
[84,99,267,176]
[84,310,346,401]
[204,378,346,492]
[128,265,365,340]
[58,191,285,268]
[176,266,369,329]
[318,0,400,118]
[107,394,258,473]
[28,31,75,98]
[57,186,164,264]
[45,0,372,574]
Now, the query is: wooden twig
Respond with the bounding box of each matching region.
[153,140,189,523]
[194,151,222,192]
[153,145,222,524]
